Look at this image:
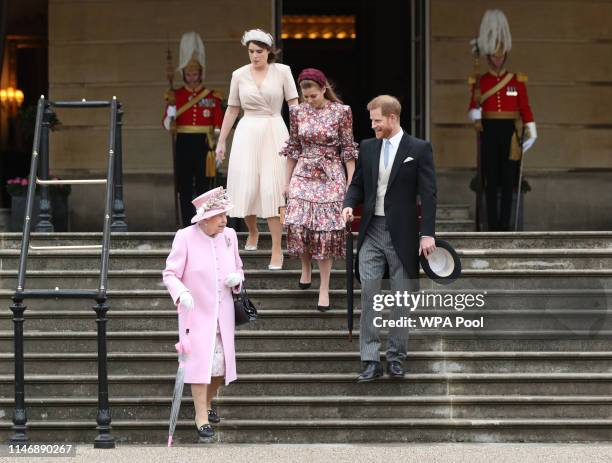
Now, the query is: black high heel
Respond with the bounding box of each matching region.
[317,304,330,312]
[300,264,312,290]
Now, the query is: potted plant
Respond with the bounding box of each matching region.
[6,176,71,232]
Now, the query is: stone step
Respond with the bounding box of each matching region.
[431,220,473,232]
[0,209,9,233]
[1,269,611,291]
[2,330,611,353]
[250,206,471,229]
[1,395,611,422]
[1,417,612,443]
[1,289,609,311]
[2,351,612,375]
[3,248,612,271]
[255,218,474,232]
[247,232,612,250]
[213,396,612,422]
[214,395,612,420]
[460,249,612,271]
[2,231,612,250]
[0,308,610,333]
[435,204,471,220]
[2,373,612,397]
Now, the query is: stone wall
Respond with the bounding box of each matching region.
[48,0,273,230]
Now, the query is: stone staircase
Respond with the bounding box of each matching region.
[0,209,9,233]
[1,204,612,444]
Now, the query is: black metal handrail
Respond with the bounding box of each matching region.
[10,95,121,449]
[33,98,128,233]
[52,100,114,108]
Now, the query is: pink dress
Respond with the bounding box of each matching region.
[280,102,358,259]
[162,225,244,385]
[226,63,299,218]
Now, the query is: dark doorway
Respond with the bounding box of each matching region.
[0,0,48,209]
[280,0,412,141]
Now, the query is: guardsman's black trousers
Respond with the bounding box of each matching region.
[481,119,519,231]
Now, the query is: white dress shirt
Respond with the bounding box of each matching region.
[374,129,404,216]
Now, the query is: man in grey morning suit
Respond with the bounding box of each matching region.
[342,95,437,382]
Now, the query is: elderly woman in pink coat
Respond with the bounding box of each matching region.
[163,186,244,441]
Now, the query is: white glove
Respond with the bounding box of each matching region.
[179,291,194,311]
[224,272,242,288]
[522,122,537,152]
[163,105,177,131]
[468,108,482,122]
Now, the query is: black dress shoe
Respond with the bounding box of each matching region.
[197,423,215,440]
[317,304,330,312]
[357,361,383,383]
[208,408,220,424]
[387,360,405,378]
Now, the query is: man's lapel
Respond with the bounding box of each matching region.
[388,133,412,188]
[370,139,382,187]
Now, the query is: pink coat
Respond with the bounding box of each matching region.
[162,225,244,385]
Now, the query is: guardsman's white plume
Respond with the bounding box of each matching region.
[477,10,512,55]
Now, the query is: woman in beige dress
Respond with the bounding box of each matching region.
[216,29,299,269]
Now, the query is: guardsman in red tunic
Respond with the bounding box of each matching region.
[468,10,537,231]
[163,32,224,227]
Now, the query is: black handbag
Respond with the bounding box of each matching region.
[233,286,258,325]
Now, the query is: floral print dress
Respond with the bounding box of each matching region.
[280,102,358,259]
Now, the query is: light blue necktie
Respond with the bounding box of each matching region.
[383,140,391,169]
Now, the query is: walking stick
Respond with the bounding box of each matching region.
[165,43,181,228]
[514,126,526,231]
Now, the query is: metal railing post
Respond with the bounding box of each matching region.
[93,296,114,449]
[35,105,54,232]
[111,102,127,231]
[9,297,27,444]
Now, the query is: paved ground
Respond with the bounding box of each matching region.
[3,443,612,463]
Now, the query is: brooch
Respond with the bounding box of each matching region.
[225,236,232,248]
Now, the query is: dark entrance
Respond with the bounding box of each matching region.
[0,0,48,209]
[279,0,413,141]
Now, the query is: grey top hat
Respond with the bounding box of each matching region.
[420,239,461,284]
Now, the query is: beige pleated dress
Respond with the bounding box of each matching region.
[226,63,299,218]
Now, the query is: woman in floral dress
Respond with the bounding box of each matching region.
[280,68,358,311]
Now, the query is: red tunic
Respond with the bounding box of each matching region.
[469,70,534,123]
[163,85,224,132]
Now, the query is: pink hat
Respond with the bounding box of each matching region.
[191,187,234,223]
